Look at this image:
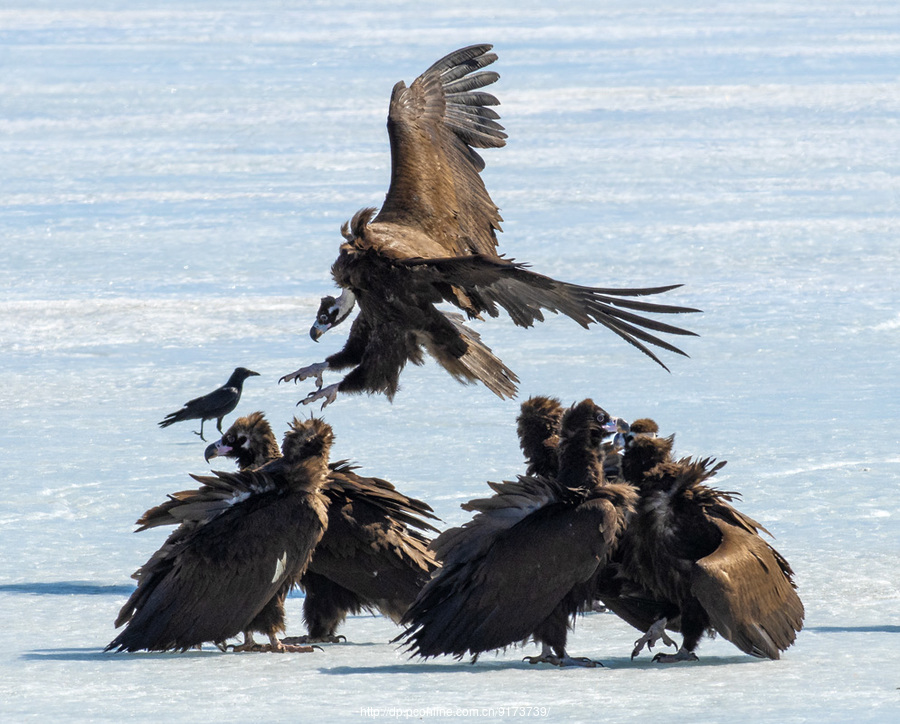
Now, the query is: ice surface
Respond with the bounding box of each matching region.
[1,1,898,722]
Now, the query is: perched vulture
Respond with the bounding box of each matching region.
[397,399,637,667]
[158,367,259,441]
[618,432,805,662]
[202,413,441,643]
[280,44,700,408]
[106,417,332,653]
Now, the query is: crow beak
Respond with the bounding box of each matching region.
[248,370,260,377]
[204,440,231,462]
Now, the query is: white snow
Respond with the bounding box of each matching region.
[1,1,898,722]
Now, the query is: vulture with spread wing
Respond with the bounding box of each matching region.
[281,45,700,408]
[202,413,441,644]
[396,399,637,666]
[618,432,804,662]
[106,417,332,653]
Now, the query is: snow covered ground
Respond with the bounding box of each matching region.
[1,1,898,721]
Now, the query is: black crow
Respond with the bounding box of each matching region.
[158,367,259,440]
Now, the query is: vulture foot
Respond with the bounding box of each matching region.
[523,645,602,668]
[279,361,327,388]
[299,383,339,410]
[282,634,346,645]
[632,617,677,659]
[652,647,699,664]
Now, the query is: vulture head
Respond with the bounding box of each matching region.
[621,429,674,485]
[281,416,335,463]
[204,411,279,469]
[516,395,564,477]
[310,291,357,341]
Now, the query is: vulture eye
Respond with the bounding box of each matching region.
[318,313,330,323]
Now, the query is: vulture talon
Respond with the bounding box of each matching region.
[279,362,327,388]
[300,383,339,410]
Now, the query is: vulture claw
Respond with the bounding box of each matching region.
[279,361,327,388]
[299,383,339,410]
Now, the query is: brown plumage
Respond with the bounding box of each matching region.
[516,395,565,478]
[203,413,441,644]
[280,45,700,408]
[107,417,332,653]
[397,399,637,666]
[514,401,680,651]
[619,433,805,661]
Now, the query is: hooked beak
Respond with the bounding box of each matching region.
[309,322,329,342]
[204,440,232,463]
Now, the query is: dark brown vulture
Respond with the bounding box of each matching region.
[280,44,700,408]
[397,399,637,667]
[514,400,680,650]
[106,417,332,653]
[618,432,805,662]
[158,366,259,440]
[203,413,441,643]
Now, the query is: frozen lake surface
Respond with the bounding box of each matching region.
[1,1,898,721]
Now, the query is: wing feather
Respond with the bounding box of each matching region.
[375,45,505,257]
[691,517,804,659]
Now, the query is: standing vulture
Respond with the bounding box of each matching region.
[397,399,637,666]
[201,413,441,643]
[158,366,259,440]
[106,417,331,653]
[618,431,805,661]
[515,399,681,652]
[280,45,700,408]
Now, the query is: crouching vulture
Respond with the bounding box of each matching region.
[396,399,637,666]
[280,45,700,408]
[106,417,331,653]
[201,412,441,643]
[158,366,259,440]
[618,430,805,661]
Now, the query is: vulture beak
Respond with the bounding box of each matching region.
[309,322,329,342]
[204,440,231,463]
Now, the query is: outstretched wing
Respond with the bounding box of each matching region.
[374,44,506,257]
[402,254,700,370]
[691,517,804,659]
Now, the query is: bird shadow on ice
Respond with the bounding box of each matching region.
[0,581,133,596]
[21,648,219,662]
[805,625,900,634]
[318,655,760,675]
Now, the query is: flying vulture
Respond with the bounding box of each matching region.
[158,366,259,440]
[618,431,805,662]
[202,413,441,643]
[280,44,700,408]
[106,417,332,653]
[397,399,637,667]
